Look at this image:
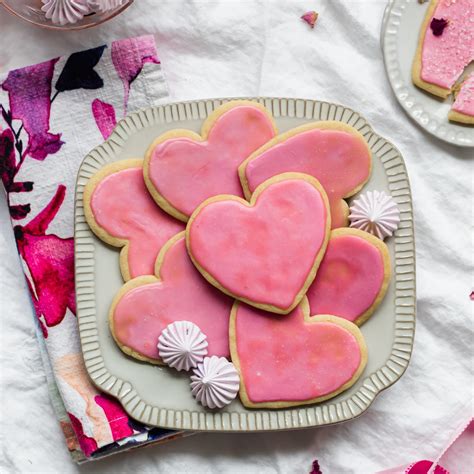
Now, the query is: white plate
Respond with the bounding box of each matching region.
[382,0,474,147]
[74,97,416,432]
[380,0,395,51]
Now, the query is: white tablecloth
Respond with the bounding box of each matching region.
[0,1,472,473]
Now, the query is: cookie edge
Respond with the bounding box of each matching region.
[448,108,474,125]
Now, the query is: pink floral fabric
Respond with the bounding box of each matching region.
[2,58,62,161]
[0,35,182,461]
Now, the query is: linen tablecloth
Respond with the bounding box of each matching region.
[0,1,472,472]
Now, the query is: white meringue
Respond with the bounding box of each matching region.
[349,190,400,240]
[88,0,127,12]
[190,356,240,409]
[41,0,90,26]
[157,321,208,372]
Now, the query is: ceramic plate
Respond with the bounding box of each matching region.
[383,0,473,147]
[380,0,395,51]
[74,97,416,432]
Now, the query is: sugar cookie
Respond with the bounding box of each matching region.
[230,297,367,409]
[448,74,474,125]
[109,232,233,363]
[84,159,184,281]
[239,121,371,228]
[186,172,331,315]
[412,0,474,100]
[307,228,391,326]
[144,100,277,222]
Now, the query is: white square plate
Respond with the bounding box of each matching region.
[74,97,416,432]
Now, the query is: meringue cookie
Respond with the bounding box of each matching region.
[190,356,240,409]
[158,321,208,372]
[349,190,400,240]
[88,0,127,12]
[41,0,90,26]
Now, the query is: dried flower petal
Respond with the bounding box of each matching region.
[310,459,323,474]
[301,11,318,29]
[430,18,449,36]
[470,291,474,301]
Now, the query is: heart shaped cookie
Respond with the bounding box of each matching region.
[307,228,391,326]
[84,159,184,281]
[186,173,331,314]
[110,232,233,363]
[239,122,372,229]
[230,297,367,408]
[144,100,277,222]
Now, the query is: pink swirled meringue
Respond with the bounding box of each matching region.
[190,356,240,409]
[88,0,127,12]
[157,321,208,372]
[41,0,90,25]
[349,190,400,240]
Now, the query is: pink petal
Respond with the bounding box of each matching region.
[111,35,159,112]
[15,185,75,328]
[301,11,318,29]
[1,59,63,161]
[94,394,133,441]
[68,412,98,457]
[92,99,117,140]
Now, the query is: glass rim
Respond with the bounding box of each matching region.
[0,0,134,31]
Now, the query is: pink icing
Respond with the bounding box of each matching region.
[147,105,276,217]
[307,232,385,322]
[234,303,362,403]
[420,0,474,89]
[453,73,474,116]
[188,178,329,311]
[90,167,184,278]
[244,128,371,228]
[113,235,232,359]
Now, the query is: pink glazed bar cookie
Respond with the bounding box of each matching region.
[448,74,474,125]
[412,0,474,103]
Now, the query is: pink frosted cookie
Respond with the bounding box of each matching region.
[83,159,184,281]
[239,122,372,229]
[307,228,391,326]
[144,100,277,222]
[109,232,233,363]
[230,297,367,408]
[186,173,331,315]
[412,0,474,100]
[448,74,474,125]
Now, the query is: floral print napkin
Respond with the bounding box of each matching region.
[0,35,187,463]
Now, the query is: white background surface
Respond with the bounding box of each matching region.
[0,1,472,473]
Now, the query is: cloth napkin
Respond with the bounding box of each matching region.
[0,35,187,462]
